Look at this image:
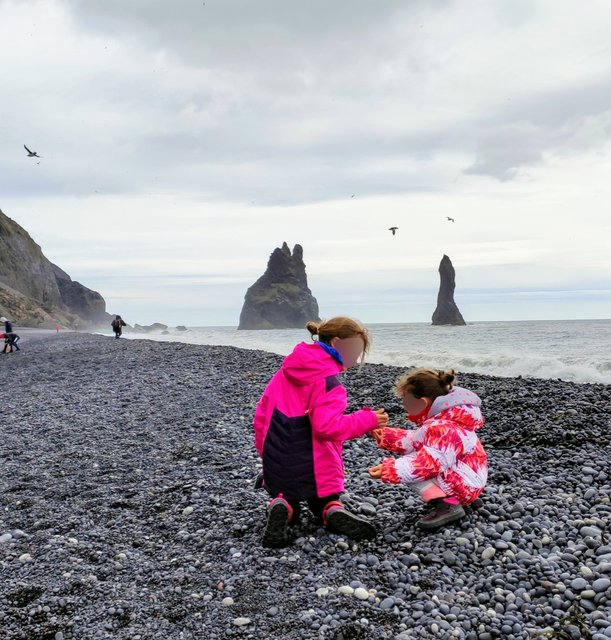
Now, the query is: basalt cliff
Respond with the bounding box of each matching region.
[238,242,321,330]
[431,254,466,326]
[0,207,110,328]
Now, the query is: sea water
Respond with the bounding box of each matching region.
[116,319,611,384]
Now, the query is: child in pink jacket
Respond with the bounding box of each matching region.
[254,317,388,547]
[369,368,487,529]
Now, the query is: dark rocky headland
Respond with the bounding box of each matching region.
[0,208,109,329]
[1,333,610,640]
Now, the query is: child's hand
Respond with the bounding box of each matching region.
[370,428,383,446]
[374,409,388,427]
[368,463,383,479]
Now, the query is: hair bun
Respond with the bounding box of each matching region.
[438,369,455,388]
[305,321,319,337]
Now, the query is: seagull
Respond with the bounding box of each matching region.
[24,144,42,158]
[351,194,355,198]
[446,216,455,222]
[388,227,399,236]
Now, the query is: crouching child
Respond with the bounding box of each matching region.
[369,368,487,529]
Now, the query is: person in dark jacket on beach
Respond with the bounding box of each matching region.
[1,316,13,333]
[254,317,389,548]
[0,318,20,353]
[1,331,20,353]
[111,315,127,338]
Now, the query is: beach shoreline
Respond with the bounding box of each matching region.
[0,333,609,639]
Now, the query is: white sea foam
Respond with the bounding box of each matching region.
[114,319,611,384]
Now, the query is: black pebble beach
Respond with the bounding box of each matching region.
[1,332,610,640]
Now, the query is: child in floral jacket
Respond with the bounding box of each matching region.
[369,368,487,529]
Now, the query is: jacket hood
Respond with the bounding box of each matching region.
[282,342,342,386]
[421,386,484,430]
[429,386,480,416]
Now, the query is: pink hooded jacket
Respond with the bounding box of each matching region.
[254,341,378,500]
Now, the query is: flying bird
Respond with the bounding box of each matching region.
[388,227,399,236]
[446,216,455,222]
[24,145,42,158]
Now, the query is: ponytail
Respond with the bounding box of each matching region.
[395,368,456,401]
[305,316,370,354]
[306,321,320,339]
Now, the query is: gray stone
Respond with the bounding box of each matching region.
[592,578,611,593]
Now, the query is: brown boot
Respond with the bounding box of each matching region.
[417,498,465,530]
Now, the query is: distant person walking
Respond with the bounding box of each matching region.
[111,315,126,339]
[2,333,20,353]
[55,323,61,333]
[0,317,20,353]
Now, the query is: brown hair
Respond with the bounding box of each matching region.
[306,317,370,353]
[395,368,456,401]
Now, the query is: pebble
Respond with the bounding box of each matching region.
[592,578,611,592]
[232,617,251,626]
[359,503,377,516]
[571,577,588,591]
[354,588,370,600]
[482,547,496,560]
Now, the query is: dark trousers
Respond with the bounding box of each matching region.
[3,334,19,352]
[282,493,340,523]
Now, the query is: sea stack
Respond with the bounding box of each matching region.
[431,254,466,326]
[238,242,321,330]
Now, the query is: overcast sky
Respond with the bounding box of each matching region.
[1,0,610,326]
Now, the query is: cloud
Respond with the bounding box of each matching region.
[464,123,546,180]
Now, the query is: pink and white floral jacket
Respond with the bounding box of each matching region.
[376,387,488,505]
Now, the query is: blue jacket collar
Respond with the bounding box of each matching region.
[316,341,344,366]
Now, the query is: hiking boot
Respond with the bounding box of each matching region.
[262,496,292,548]
[417,498,465,530]
[323,501,376,541]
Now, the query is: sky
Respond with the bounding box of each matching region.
[1,0,610,326]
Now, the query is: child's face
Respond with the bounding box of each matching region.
[402,392,430,417]
[332,336,365,369]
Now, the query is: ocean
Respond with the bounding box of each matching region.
[115,319,611,384]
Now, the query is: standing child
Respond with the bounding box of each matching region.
[254,317,388,547]
[369,369,487,529]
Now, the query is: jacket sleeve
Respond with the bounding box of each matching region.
[376,427,415,454]
[308,382,378,442]
[253,393,269,457]
[385,423,453,484]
